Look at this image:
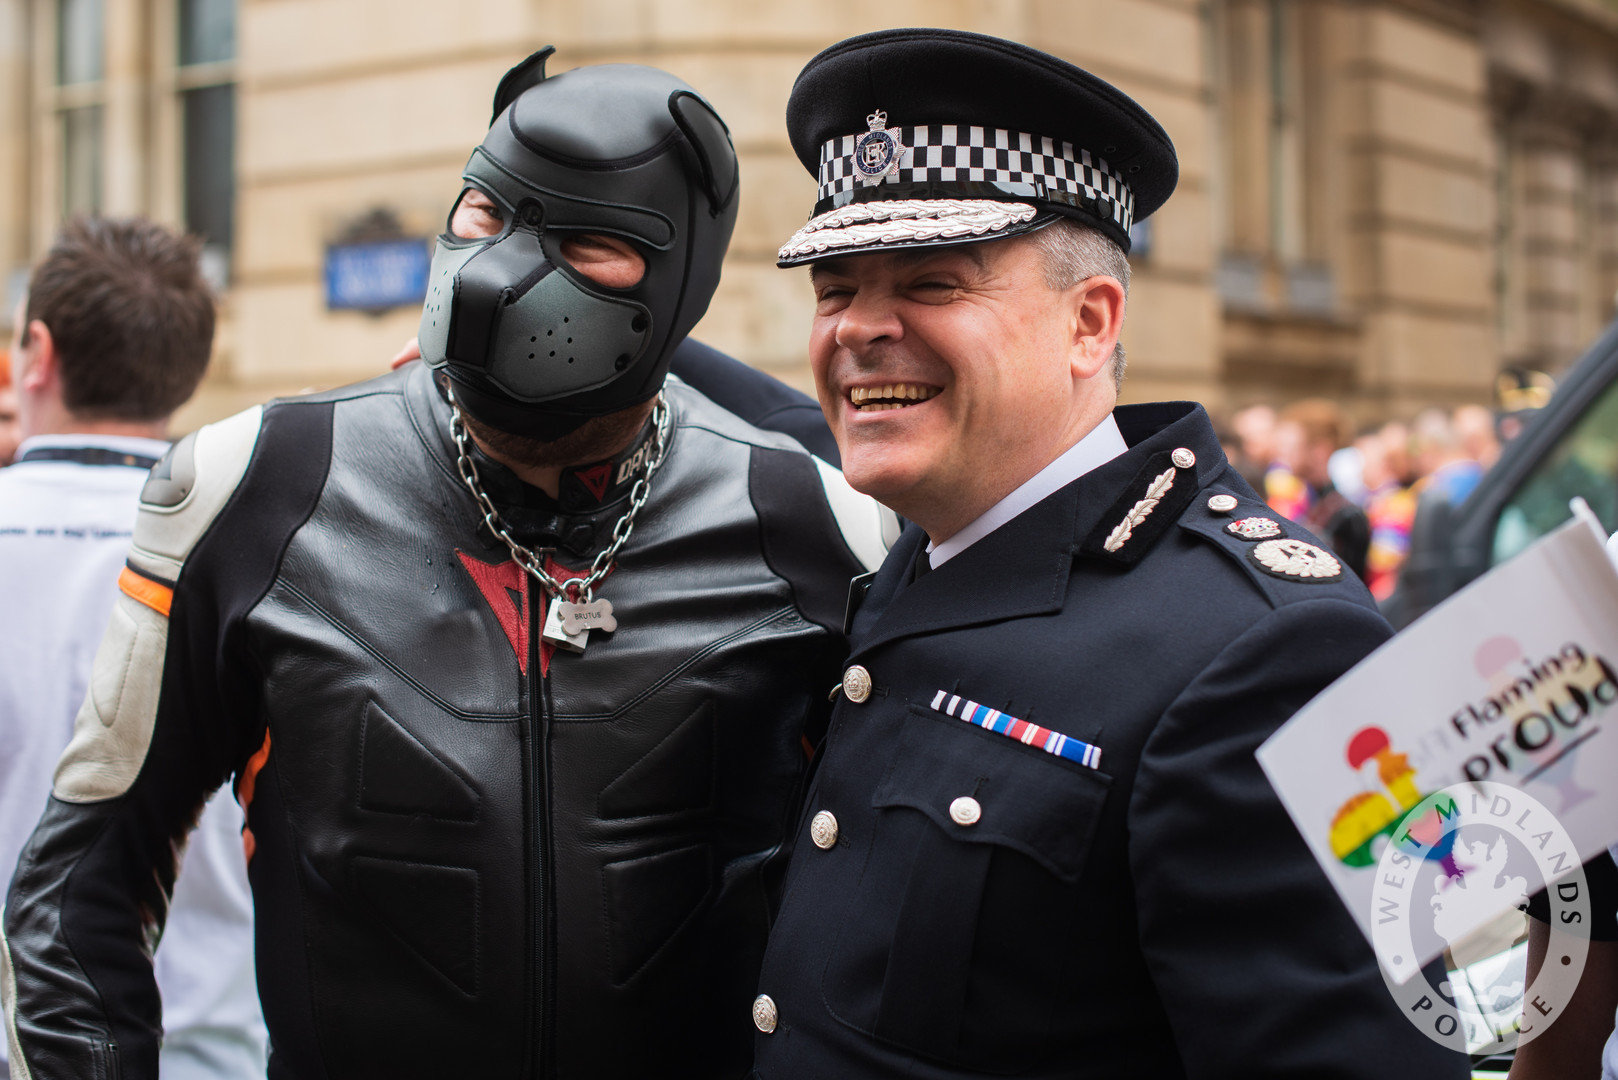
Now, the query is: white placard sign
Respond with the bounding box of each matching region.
[1257,512,1618,979]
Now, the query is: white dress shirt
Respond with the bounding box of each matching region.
[928,414,1130,567]
[0,434,267,1080]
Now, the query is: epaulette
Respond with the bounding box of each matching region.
[1176,484,1356,605]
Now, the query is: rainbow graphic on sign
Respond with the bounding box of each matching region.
[1329,726,1459,874]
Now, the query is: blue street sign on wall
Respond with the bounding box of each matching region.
[324,239,431,311]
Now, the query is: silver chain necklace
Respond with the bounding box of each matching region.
[446,383,672,653]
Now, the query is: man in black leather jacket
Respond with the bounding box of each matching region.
[1,51,888,1080]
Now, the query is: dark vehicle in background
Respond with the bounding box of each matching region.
[1386,319,1618,627]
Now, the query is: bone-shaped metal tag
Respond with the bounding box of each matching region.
[556,598,616,636]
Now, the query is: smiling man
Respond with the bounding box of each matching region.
[748,30,1470,1079]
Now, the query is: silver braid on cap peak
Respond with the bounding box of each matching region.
[778,199,1039,260]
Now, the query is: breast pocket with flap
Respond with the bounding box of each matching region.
[822,703,1111,1073]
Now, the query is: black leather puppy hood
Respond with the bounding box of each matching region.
[419,49,739,439]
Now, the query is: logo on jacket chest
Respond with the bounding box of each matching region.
[456,550,613,676]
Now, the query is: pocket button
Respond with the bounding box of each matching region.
[949,796,982,827]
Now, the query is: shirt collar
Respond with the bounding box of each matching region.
[928,413,1129,568]
[14,433,171,461]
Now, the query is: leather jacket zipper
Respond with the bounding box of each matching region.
[525,575,556,1079]
[90,1039,119,1080]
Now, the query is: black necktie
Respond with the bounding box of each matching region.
[912,545,932,582]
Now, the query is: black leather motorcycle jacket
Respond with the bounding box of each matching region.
[0,360,889,1080]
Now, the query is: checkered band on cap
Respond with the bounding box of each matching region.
[816,124,1137,232]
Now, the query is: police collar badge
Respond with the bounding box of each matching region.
[1080,447,1199,566]
[852,110,908,186]
[1248,538,1342,583]
[1226,516,1283,541]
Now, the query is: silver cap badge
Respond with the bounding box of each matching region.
[852,110,909,186]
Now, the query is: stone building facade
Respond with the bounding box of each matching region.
[1,0,1616,432]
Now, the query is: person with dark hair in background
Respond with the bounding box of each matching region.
[1,54,887,1080]
[0,217,266,1079]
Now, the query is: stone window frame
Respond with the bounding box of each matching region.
[27,0,236,285]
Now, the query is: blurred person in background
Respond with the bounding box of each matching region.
[1453,402,1501,471]
[0,217,266,1078]
[1379,419,1415,487]
[1328,436,1367,506]
[1232,401,1311,518]
[0,351,20,465]
[1276,398,1370,581]
[1411,406,1485,507]
[1360,421,1419,602]
[1496,366,1555,443]
[1227,402,1273,490]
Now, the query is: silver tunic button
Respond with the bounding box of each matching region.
[810,810,839,850]
[949,796,982,826]
[1207,494,1238,514]
[1172,447,1196,469]
[842,664,872,704]
[753,993,778,1034]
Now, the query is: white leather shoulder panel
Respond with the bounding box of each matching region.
[53,592,171,803]
[127,405,263,582]
[811,456,898,573]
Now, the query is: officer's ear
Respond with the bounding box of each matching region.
[1069,275,1125,383]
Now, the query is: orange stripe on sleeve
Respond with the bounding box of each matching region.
[237,731,272,811]
[118,566,173,617]
[237,731,272,866]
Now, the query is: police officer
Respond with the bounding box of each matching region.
[750,29,1470,1078]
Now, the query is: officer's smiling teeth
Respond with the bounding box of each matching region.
[850,384,941,411]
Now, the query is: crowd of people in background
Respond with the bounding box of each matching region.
[1222,398,1508,603]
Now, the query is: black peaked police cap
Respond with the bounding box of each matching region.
[778,28,1178,266]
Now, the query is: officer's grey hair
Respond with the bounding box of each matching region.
[1028,219,1131,392]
